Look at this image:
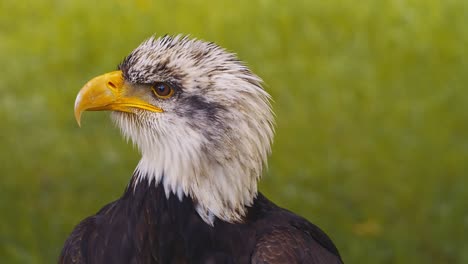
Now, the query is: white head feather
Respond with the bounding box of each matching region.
[112,35,274,224]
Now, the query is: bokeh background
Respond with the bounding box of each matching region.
[1,0,467,263]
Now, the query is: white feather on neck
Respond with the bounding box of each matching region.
[112,104,273,225]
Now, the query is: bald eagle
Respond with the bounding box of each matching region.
[60,35,343,264]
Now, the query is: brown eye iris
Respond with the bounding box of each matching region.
[152,83,174,98]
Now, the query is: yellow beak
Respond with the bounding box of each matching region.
[74,70,162,126]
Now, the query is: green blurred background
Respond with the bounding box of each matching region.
[1,0,467,263]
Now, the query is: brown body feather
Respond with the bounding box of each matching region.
[59,176,342,264]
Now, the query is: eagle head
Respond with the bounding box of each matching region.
[74,35,274,224]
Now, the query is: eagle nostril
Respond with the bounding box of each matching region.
[107,81,117,89]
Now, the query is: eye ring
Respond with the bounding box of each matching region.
[151,82,174,99]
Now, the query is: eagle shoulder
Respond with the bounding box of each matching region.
[58,201,120,264]
[251,225,343,264]
[58,215,97,264]
[250,196,343,264]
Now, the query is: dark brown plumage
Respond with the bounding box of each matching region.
[60,175,342,264]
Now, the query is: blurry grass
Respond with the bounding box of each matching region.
[1,0,468,263]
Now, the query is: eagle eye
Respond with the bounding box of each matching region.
[151,82,174,99]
